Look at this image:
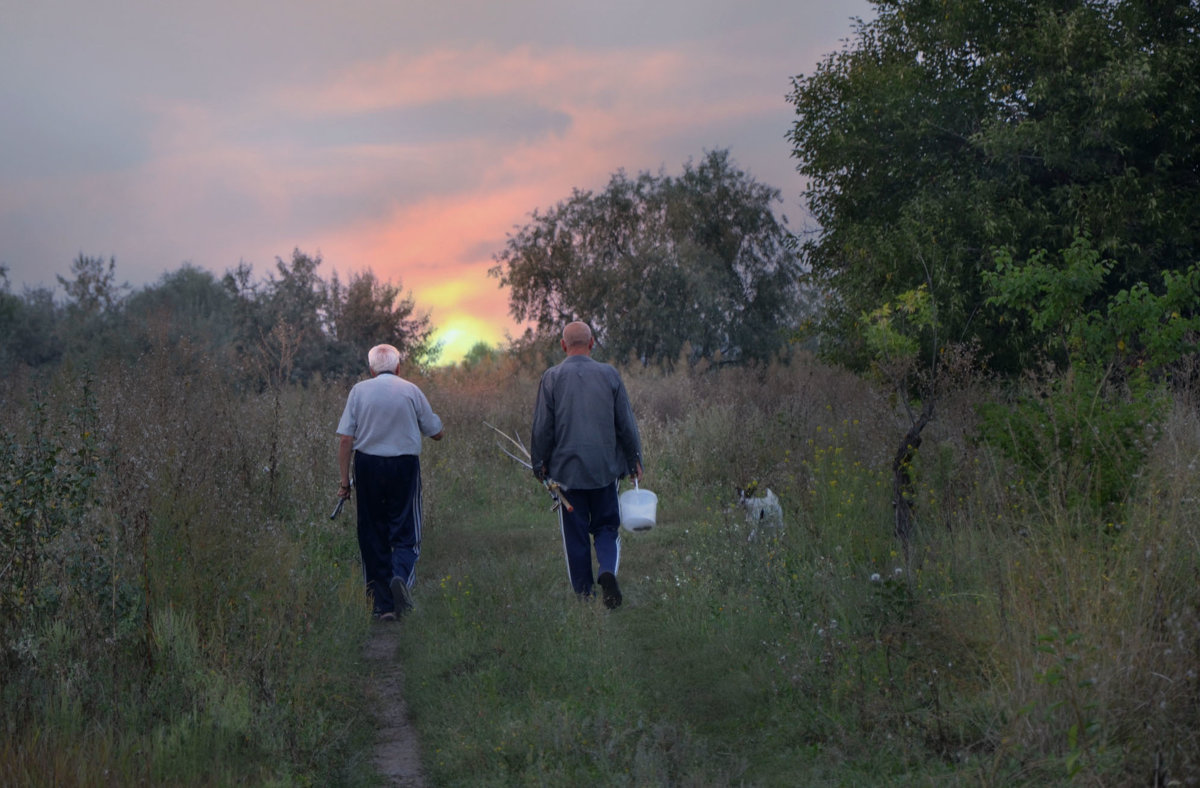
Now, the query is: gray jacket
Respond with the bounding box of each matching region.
[530,355,642,490]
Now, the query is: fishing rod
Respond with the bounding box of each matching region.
[483,421,574,513]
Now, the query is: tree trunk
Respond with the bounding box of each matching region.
[893,399,935,545]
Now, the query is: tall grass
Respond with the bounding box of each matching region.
[1,342,376,786]
[3,348,1197,785]
[404,355,1200,785]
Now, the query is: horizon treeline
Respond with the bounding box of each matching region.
[0,250,439,388]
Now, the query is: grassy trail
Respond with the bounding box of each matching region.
[4,358,1199,785]
[364,623,426,786]
[390,442,835,786]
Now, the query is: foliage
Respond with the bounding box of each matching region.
[787,0,1200,373]
[978,234,1192,513]
[0,249,437,386]
[224,249,437,385]
[0,269,60,368]
[52,254,132,363]
[0,349,374,785]
[57,254,129,317]
[978,365,1165,514]
[123,264,238,352]
[404,359,1200,785]
[460,340,500,368]
[985,234,1200,372]
[4,351,1200,784]
[0,383,101,648]
[861,285,934,365]
[489,149,804,367]
[326,266,438,371]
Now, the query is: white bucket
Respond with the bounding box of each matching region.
[619,484,657,532]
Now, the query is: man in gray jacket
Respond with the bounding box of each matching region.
[530,322,643,608]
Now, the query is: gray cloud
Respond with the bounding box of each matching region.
[246,98,572,150]
[0,0,874,323]
[0,84,151,178]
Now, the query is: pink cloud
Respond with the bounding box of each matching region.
[281,45,690,114]
[120,39,808,360]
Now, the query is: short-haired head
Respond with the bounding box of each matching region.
[561,321,593,351]
[368,344,401,373]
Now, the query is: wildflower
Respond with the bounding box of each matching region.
[870,573,882,583]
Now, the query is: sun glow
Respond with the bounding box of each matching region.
[430,314,505,364]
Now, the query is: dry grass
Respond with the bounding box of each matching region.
[2,348,1198,784]
[0,342,373,786]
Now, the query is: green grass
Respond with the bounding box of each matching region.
[2,351,1199,785]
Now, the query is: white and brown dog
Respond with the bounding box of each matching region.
[738,483,783,540]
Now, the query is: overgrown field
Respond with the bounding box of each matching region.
[3,348,1199,785]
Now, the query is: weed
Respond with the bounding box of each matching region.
[3,350,1199,785]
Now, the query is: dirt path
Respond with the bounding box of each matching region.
[363,623,427,787]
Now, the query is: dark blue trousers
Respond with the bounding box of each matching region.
[354,452,423,615]
[558,482,622,596]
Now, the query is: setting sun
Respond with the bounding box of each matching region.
[430,313,506,364]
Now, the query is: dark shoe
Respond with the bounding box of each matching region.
[391,576,414,615]
[376,611,397,622]
[598,572,622,609]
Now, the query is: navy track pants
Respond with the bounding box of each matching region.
[558,481,621,596]
[354,452,423,615]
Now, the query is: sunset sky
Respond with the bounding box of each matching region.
[1,0,873,362]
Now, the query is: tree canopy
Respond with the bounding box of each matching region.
[220,250,438,383]
[1,251,436,386]
[489,149,804,367]
[788,0,1200,372]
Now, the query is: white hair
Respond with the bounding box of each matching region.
[368,344,401,373]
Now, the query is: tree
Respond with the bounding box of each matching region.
[327,268,437,372]
[123,264,237,353]
[979,234,1200,513]
[57,254,128,317]
[55,254,131,363]
[461,341,499,368]
[222,250,437,385]
[788,0,1200,373]
[0,269,61,368]
[489,149,803,367]
[3,252,438,382]
[0,268,22,367]
[264,249,329,381]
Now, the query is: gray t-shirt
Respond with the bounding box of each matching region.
[530,355,641,490]
[336,372,442,457]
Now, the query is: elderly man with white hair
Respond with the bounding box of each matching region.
[336,344,443,620]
